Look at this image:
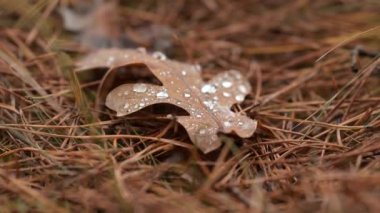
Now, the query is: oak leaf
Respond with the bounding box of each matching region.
[77,48,257,153]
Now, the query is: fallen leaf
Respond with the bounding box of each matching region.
[77,48,257,153]
[59,1,128,49]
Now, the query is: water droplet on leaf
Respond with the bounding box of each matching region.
[238,85,248,93]
[203,100,215,109]
[222,81,233,88]
[199,129,206,135]
[223,92,231,97]
[235,94,245,102]
[133,83,148,93]
[223,121,232,128]
[201,84,217,94]
[152,51,167,60]
[156,90,169,99]
[106,56,115,65]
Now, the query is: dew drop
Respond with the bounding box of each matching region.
[194,64,202,72]
[223,92,231,97]
[199,129,206,135]
[152,51,167,60]
[238,85,248,93]
[223,121,232,128]
[181,70,187,76]
[133,83,148,93]
[106,56,115,65]
[201,84,217,94]
[203,100,215,109]
[222,81,233,88]
[184,93,191,98]
[235,94,245,102]
[156,90,169,99]
[123,103,129,109]
[139,102,145,107]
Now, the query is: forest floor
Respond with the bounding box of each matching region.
[1,0,380,212]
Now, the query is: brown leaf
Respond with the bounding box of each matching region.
[59,2,126,49]
[77,48,257,153]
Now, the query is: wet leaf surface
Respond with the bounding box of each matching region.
[77,48,257,153]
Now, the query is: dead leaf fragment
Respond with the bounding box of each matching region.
[77,48,257,153]
[59,1,127,48]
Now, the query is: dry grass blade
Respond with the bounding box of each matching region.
[0,170,67,213]
[0,49,62,112]
[1,1,380,212]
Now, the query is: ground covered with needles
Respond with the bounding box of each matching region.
[1,1,380,212]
